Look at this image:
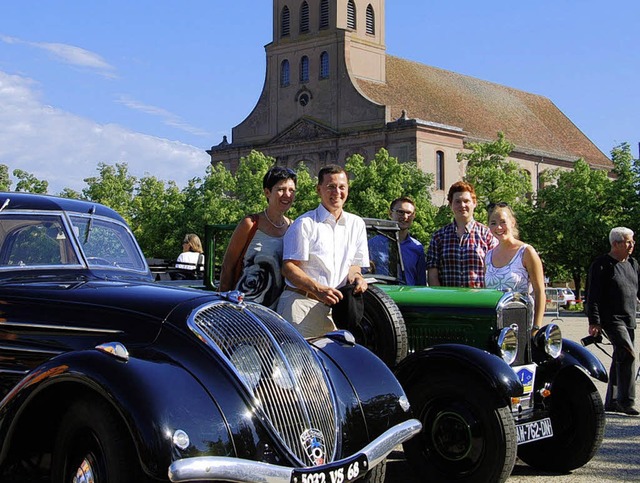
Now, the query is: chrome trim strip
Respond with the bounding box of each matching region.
[0,322,123,334]
[168,419,422,483]
[0,344,61,355]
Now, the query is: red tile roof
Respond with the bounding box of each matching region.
[356,55,611,169]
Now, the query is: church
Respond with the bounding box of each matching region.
[208,0,611,202]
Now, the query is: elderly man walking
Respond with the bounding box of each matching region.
[587,227,640,416]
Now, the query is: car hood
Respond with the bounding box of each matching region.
[375,284,506,309]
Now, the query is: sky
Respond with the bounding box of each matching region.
[1,1,638,194]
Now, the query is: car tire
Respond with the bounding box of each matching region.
[51,395,143,483]
[360,460,386,483]
[517,373,605,472]
[354,284,408,367]
[403,372,517,483]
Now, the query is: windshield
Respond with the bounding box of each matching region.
[366,227,403,280]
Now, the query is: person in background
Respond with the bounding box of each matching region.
[587,227,639,416]
[219,166,297,309]
[277,164,369,338]
[484,202,546,334]
[175,234,204,271]
[369,196,426,285]
[426,181,497,287]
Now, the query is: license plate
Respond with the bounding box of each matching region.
[292,454,368,483]
[516,417,553,444]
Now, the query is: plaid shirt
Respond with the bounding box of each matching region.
[426,220,498,288]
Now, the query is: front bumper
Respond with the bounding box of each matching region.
[168,418,422,483]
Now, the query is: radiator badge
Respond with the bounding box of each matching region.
[301,428,325,466]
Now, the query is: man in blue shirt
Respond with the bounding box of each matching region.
[369,197,427,285]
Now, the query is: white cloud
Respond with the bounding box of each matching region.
[116,95,210,136]
[1,35,116,78]
[0,71,211,194]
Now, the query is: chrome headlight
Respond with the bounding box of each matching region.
[543,323,562,358]
[229,343,262,390]
[497,326,518,365]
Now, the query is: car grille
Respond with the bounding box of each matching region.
[190,301,338,466]
[497,294,531,366]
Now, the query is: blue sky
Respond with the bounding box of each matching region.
[1,1,638,194]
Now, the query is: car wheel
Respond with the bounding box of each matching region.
[51,396,142,483]
[360,460,386,483]
[403,372,517,483]
[517,373,605,471]
[354,284,408,367]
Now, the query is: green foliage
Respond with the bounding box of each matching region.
[82,163,137,223]
[287,163,317,217]
[13,169,49,194]
[0,165,12,191]
[346,148,437,244]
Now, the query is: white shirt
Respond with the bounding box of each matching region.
[175,251,203,270]
[283,204,369,288]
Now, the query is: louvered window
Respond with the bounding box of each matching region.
[300,1,309,33]
[366,4,375,34]
[281,59,290,87]
[319,0,329,29]
[281,6,290,37]
[347,0,356,29]
[299,56,309,83]
[320,51,329,79]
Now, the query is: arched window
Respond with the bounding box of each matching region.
[366,4,375,35]
[281,59,290,87]
[281,6,290,37]
[299,56,309,83]
[319,0,329,29]
[347,0,356,30]
[436,151,445,190]
[300,1,309,33]
[320,51,329,79]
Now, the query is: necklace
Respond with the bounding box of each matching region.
[263,209,287,228]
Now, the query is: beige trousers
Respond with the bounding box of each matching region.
[276,289,337,338]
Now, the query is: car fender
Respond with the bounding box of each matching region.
[0,348,233,480]
[394,343,523,404]
[538,338,607,383]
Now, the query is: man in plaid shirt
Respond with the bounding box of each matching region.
[426,181,497,287]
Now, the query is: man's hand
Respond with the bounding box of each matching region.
[314,286,343,305]
[588,324,601,337]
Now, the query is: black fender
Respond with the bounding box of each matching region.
[559,338,608,383]
[0,348,233,480]
[394,343,523,405]
[311,332,412,447]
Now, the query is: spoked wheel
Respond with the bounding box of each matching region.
[353,284,408,367]
[403,372,517,483]
[52,396,142,483]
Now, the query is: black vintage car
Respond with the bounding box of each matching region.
[359,218,607,483]
[0,193,421,483]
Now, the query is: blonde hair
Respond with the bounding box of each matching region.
[488,203,520,240]
[183,233,203,253]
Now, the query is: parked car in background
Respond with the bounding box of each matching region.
[559,287,577,308]
[205,219,608,483]
[0,193,420,483]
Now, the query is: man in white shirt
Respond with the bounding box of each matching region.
[277,165,369,338]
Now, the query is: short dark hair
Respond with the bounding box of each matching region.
[317,164,347,185]
[447,181,477,204]
[390,196,416,211]
[263,166,297,191]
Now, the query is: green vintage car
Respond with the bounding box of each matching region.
[193,220,607,483]
[359,218,607,483]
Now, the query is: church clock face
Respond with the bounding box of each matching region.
[299,93,310,106]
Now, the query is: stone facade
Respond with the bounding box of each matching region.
[209,0,611,200]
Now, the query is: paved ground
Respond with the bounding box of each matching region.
[385,311,640,482]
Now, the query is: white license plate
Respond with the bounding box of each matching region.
[292,454,368,483]
[516,417,553,444]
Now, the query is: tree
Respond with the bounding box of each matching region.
[530,159,612,292]
[609,142,640,235]
[12,169,49,194]
[83,163,137,223]
[0,165,11,191]
[346,148,437,244]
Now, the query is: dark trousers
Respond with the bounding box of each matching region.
[603,322,636,408]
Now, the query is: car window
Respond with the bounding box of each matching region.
[70,215,147,271]
[0,214,80,268]
[367,231,401,279]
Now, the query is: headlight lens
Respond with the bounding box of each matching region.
[544,323,562,358]
[497,327,518,365]
[230,343,262,391]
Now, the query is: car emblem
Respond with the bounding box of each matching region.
[300,428,325,466]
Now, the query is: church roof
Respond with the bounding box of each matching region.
[356,55,612,169]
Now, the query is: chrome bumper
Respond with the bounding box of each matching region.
[168,418,422,483]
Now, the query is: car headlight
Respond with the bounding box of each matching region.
[542,323,562,358]
[230,343,262,391]
[497,326,518,365]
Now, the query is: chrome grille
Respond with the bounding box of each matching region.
[190,301,338,465]
[497,295,531,366]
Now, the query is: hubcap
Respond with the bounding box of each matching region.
[73,455,96,483]
[431,411,473,461]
